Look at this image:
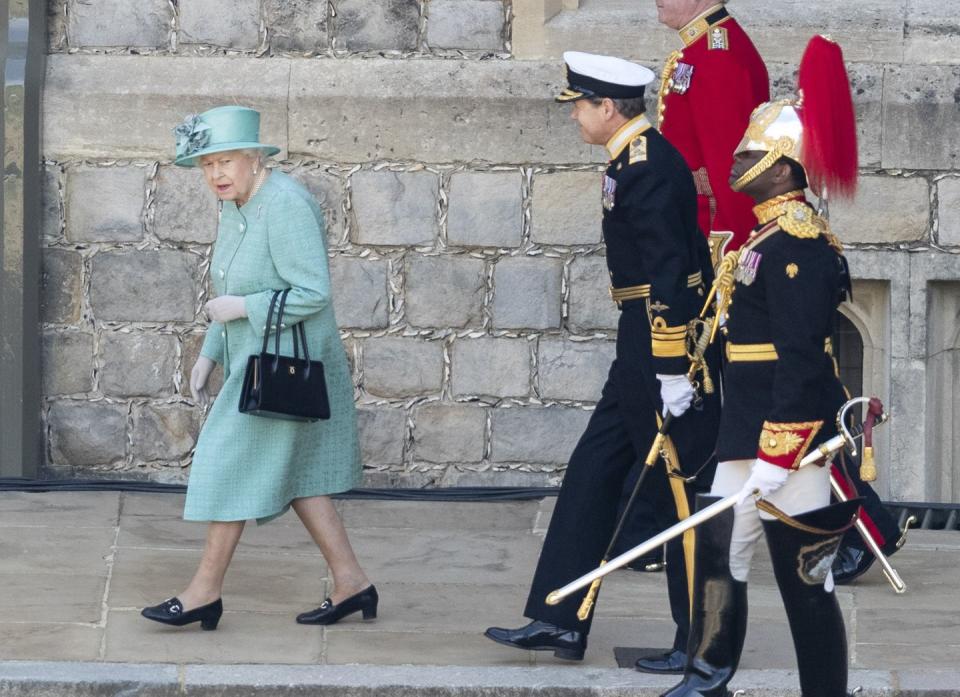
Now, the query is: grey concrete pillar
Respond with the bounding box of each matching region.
[0,0,46,477]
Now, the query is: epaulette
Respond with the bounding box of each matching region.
[708,26,729,50]
[629,135,647,165]
[778,201,843,252]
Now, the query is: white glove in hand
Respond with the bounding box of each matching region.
[657,374,695,418]
[204,295,247,323]
[737,459,791,505]
[716,289,728,327]
[190,355,215,408]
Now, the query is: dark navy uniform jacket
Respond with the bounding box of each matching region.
[717,197,850,468]
[601,113,719,478]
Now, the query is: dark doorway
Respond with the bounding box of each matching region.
[834,311,864,398]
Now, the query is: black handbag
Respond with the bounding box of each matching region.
[238,289,331,422]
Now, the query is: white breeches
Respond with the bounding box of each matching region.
[710,459,832,583]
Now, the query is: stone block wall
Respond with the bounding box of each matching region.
[39,0,960,500]
[48,0,511,55]
[42,150,616,485]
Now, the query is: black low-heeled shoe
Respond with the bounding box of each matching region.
[141,597,223,630]
[296,585,378,625]
[484,620,586,661]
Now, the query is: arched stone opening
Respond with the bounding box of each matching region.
[836,281,892,497]
[834,312,865,398]
[925,282,960,503]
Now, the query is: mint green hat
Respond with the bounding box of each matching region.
[173,106,280,167]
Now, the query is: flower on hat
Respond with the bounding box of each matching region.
[174,115,212,160]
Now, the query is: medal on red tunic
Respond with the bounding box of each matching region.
[670,62,694,94]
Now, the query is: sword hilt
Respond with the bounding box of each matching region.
[575,568,604,618]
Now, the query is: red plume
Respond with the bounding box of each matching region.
[797,35,858,199]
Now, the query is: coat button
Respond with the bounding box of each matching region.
[239,222,246,232]
[219,269,225,279]
[221,331,226,338]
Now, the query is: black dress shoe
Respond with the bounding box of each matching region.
[297,585,378,625]
[635,648,687,674]
[832,544,876,585]
[624,554,666,573]
[484,620,586,661]
[141,597,223,630]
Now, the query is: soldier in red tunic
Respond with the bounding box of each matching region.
[655,0,769,257]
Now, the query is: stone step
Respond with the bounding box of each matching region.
[44,55,959,171]
[1,662,958,696]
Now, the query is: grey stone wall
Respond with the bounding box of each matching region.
[48,0,512,55]
[39,0,960,500]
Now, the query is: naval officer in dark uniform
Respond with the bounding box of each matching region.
[484,52,720,663]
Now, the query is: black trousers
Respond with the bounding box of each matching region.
[523,359,713,650]
[612,467,662,562]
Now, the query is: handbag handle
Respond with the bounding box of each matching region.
[297,323,312,379]
[271,289,293,373]
[260,290,283,355]
[264,288,314,380]
[273,289,290,358]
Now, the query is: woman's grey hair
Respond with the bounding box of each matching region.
[239,148,267,168]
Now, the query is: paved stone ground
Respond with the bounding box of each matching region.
[1,491,959,695]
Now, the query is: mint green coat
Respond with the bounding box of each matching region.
[184,171,360,524]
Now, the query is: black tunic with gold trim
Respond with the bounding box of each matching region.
[602,117,716,376]
[524,115,720,650]
[718,194,850,468]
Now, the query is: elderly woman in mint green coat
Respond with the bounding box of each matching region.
[141,106,377,631]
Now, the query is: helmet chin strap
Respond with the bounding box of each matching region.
[731,148,781,192]
[731,137,801,193]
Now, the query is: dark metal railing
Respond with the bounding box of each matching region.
[0,0,46,477]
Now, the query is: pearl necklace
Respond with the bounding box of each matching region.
[239,168,268,207]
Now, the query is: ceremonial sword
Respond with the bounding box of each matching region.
[816,397,906,593]
[546,396,898,606]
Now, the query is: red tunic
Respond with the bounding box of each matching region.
[657,5,769,253]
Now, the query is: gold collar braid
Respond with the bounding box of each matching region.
[752,191,806,224]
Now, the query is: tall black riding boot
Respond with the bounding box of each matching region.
[762,498,862,697]
[661,495,747,697]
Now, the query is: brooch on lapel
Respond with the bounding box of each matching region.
[601,174,618,211]
[670,62,694,94]
[735,249,762,286]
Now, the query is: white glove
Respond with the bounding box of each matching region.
[657,374,695,418]
[204,295,247,323]
[716,289,728,327]
[190,355,215,408]
[737,459,791,504]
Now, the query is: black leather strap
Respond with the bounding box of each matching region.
[260,290,282,355]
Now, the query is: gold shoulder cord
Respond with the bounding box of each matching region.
[778,201,843,253]
[712,249,741,319]
[657,50,683,128]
